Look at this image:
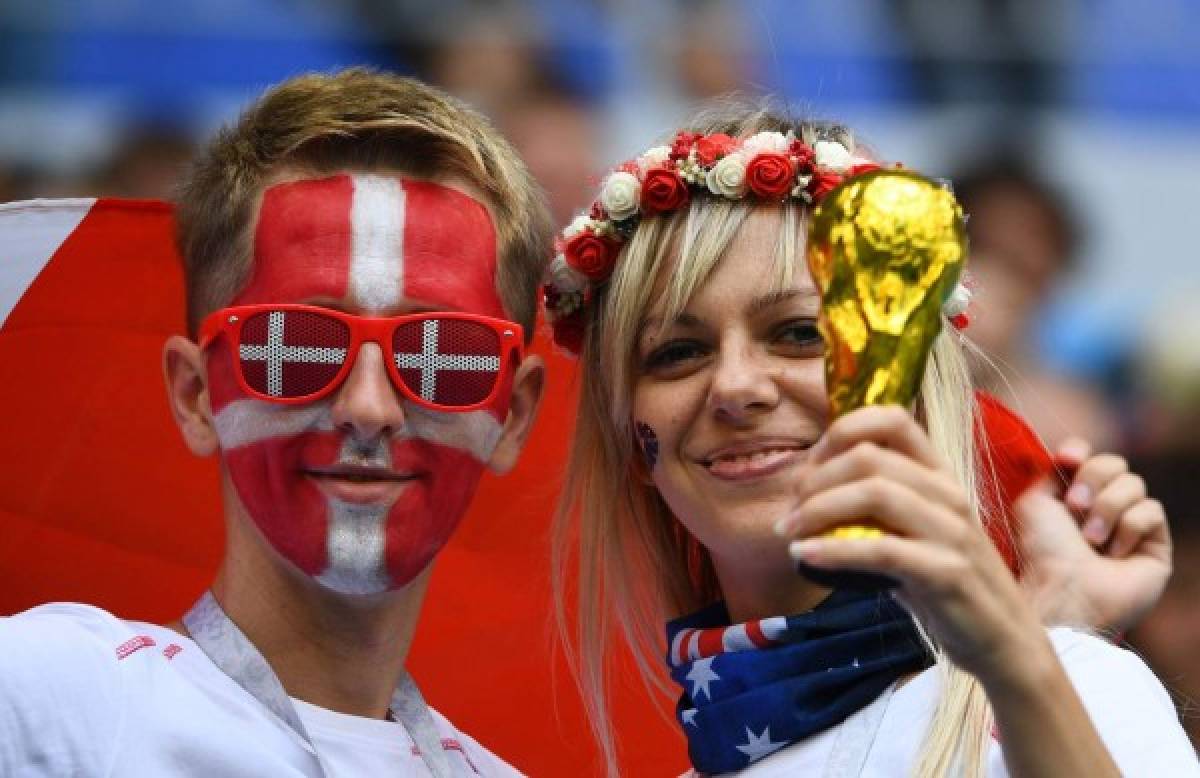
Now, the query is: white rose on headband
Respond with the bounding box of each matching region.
[814,141,853,172]
[638,145,672,172]
[550,254,588,294]
[600,171,641,222]
[562,212,592,239]
[706,152,749,198]
[742,131,789,155]
[943,281,972,317]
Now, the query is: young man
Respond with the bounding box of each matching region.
[0,69,549,776]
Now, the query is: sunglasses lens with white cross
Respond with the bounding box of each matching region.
[203,306,519,410]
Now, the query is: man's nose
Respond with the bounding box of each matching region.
[329,342,405,441]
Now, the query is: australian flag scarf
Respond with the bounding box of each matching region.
[666,588,932,774]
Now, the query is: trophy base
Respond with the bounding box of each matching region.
[795,562,897,591]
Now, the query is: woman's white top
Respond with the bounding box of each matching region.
[688,627,1197,777]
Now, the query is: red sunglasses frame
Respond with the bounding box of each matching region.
[198,303,524,412]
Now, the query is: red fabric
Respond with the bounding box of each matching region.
[974,390,1057,575]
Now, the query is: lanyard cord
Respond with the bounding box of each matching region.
[182,591,455,777]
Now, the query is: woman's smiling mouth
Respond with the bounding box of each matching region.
[698,439,813,481]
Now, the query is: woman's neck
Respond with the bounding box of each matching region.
[710,548,831,623]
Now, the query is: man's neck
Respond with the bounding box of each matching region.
[176,525,431,720]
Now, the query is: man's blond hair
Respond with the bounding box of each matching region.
[176,68,551,337]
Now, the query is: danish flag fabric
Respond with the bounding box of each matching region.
[0,198,223,621]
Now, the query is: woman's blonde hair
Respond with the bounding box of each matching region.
[552,102,999,776]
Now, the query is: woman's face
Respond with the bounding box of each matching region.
[633,207,829,583]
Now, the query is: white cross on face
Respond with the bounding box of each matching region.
[394,319,500,402]
[238,311,348,396]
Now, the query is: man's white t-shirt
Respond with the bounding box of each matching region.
[689,628,1197,776]
[0,603,523,776]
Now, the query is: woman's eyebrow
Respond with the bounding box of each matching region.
[747,288,819,317]
[638,312,705,345]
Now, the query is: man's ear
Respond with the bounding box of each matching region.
[486,354,546,474]
[163,335,219,457]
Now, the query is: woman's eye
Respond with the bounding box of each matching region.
[644,340,708,370]
[774,319,823,352]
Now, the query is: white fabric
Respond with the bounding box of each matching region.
[0,199,94,326]
[0,603,522,777]
[683,628,1197,777]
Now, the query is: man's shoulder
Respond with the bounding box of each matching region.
[0,601,171,673]
[4,601,132,641]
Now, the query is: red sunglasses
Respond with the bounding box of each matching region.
[198,304,524,412]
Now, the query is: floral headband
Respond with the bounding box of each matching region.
[542,129,972,355]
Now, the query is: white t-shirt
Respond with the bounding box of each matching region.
[0,603,523,777]
[689,628,1197,776]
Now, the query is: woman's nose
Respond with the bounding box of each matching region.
[329,342,406,442]
[707,342,781,423]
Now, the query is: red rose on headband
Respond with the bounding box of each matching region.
[640,168,690,214]
[789,140,816,172]
[808,170,842,201]
[670,131,702,161]
[746,153,796,198]
[563,230,619,280]
[695,133,737,166]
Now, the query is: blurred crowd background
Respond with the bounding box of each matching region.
[2,0,1198,745]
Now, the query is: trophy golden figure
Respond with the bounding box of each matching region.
[798,169,968,589]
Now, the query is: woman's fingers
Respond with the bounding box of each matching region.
[1084,471,1146,546]
[775,442,967,537]
[789,532,969,598]
[1055,437,1092,471]
[810,405,945,471]
[1062,454,1130,543]
[780,476,968,544]
[1108,497,1167,559]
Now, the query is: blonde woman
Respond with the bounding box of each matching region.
[545,106,1193,776]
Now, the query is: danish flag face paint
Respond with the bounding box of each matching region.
[206,174,510,593]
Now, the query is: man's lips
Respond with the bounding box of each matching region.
[696,438,813,482]
[303,465,424,504]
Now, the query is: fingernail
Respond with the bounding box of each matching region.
[1083,516,1107,544]
[773,517,793,537]
[1059,439,1089,461]
[1066,483,1091,509]
[788,539,822,560]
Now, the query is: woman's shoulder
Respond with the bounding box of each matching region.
[1047,626,1171,696]
[1043,627,1198,775]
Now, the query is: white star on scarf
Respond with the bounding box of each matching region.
[685,656,720,701]
[681,708,699,727]
[735,725,787,763]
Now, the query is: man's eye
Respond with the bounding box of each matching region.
[774,319,823,351]
[644,340,708,370]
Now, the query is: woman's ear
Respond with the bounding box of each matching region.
[487,354,546,474]
[163,335,219,457]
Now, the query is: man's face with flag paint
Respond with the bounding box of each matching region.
[204,173,514,594]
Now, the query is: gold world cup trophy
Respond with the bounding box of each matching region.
[798,169,967,589]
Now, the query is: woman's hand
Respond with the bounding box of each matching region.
[776,405,1048,686]
[1017,438,1172,633]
